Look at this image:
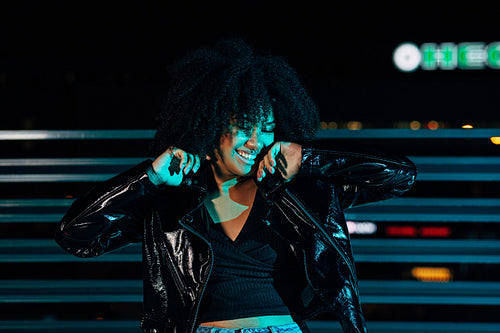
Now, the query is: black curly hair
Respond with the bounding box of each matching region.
[151,38,319,159]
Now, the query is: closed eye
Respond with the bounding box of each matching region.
[262,122,275,133]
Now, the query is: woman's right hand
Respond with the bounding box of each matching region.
[151,147,201,186]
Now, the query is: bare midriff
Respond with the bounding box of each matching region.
[200,315,295,328]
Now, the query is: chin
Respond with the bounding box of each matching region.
[236,168,254,178]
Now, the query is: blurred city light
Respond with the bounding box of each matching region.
[347,121,363,130]
[411,267,452,282]
[319,121,338,129]
[409,121,421,130]
[490,137,500,145]
[419,226,452,238]
[328,121,338,129]
[427,120,440,130]
[386,225,417,237]
[386,225,452,238]
[346,221,377,235]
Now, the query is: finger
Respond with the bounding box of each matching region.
[269,142,281,167]
[178,150,187,171]
[275,151,288,175]
[258,168,266,182]
[183,154,195,175]
[193,155,201,173]
[263,154,275,174]
[168,148,182,176]
[257,161,264,181]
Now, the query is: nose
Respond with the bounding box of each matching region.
[245,127,264,151]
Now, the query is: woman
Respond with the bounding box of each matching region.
[55,39,417,333]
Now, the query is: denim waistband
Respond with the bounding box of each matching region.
[196,322,302,333]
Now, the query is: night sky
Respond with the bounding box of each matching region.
[1,2,499,129]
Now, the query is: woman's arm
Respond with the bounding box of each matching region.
[55,160,161,258]
[299,145,417,208]
[258,142,417,209]
[55,147,201,258]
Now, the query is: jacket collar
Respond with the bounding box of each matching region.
[178,161,211,193]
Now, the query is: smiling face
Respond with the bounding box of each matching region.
[213,111,275,181]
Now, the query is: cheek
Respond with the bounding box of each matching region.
[219,133,236,150]
[262,133,275,147]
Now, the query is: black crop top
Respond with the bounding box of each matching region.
[198,191,301,322]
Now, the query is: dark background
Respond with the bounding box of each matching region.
[1,1,499,131]
[0,2,499,328]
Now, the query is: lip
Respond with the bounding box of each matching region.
[235,149,257,165]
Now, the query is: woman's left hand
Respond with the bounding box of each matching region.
[257,142,302,182]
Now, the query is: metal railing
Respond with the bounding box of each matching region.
[1,129,499,333]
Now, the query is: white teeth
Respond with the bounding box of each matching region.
[237,150,256,160]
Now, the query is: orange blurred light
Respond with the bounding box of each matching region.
[462,124,473,129]
[347,121,362,130]
[409,121,421,130]
[328,121,338,129]
[411,267,452,282]
[427,120,439,130]
[491,137,500,145]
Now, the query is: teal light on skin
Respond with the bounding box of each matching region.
[204,177,250,224]
[206,111,275,226]
[212,111,275,183]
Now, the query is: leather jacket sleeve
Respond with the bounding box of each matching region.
[299,146,417,208]
[55,160,159,258]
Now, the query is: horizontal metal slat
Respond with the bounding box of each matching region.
[2,197,498,223]
[0,158,146,166]
[1,129,499,140]
[0,280,142,303]
[0,174,116,182]
[2,156,499,167]
[0,130,156,140]
[0,320,499,333]
[351,239,500,263]
[344,197,500,222]
[315,129,500,139]
[1,279,499,305]
[1,156,499,182]
[411,156,500,181]
[309,320,500,333]
[359,280,500,305]
[0,320,142,333]
[2,239,500,263]
[0,239,141,262]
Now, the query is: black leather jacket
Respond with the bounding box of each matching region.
[55,146,416,333]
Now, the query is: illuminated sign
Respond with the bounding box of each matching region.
[393,42,500,72]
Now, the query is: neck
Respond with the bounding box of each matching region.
[209,164,252,195]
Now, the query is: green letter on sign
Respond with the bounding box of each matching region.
[458,43,486,69]
[487,42,500,69]
[421,43,438,70]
